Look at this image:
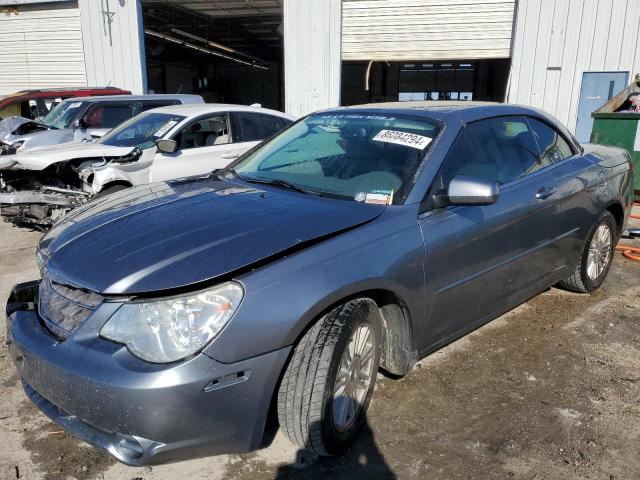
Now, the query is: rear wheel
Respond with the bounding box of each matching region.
[558,210,616,293]
[277,298,381,456]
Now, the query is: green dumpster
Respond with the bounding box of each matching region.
[590,76,640,200]
[591,113,640,200]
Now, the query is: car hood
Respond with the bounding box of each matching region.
[0,116,32,140]
[39,177,384,295]
[7,142,136,171]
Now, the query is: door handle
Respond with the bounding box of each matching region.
[535,186,557,199]
[221,152,239,160]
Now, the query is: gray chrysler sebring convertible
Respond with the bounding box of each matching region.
[6,102,634,465]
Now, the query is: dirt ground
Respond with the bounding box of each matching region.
[0,213,639,480]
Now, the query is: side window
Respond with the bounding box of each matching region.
[526,117,574,164]
[278,116,293,129]
[20,101,33,119]
[236,112,287,142]
[83,104,135,128]
[429,116,546,201]
[174,114,229,151]
[39,97,62,116]
[139,100,180,113]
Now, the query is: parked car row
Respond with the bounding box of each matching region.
[5,101,635,466]
[0,95,293,226]
[0,93,203,155]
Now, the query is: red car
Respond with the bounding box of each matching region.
[0,87,131,120]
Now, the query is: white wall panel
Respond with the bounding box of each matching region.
[284,0,341,117]
[342,0,516,61]
[78,0,146,94]
[0,1,87,94]
[508,0,640,133]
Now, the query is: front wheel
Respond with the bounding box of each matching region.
[558,210,616,293]
[277,298,381,456]
[92,184,129,200]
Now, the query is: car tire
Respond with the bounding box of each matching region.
[558,210,617,293]
[92,184,128,200]
[277,298,382,456]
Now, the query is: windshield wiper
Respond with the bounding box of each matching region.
[211,166,240,179]
[238,176,320,196]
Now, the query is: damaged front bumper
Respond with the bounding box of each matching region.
[0,186,89,227]
[6,282,290,465]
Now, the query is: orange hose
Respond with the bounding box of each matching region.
[618,199,640,261]
[616,244,640,261]
[632,200,640,220]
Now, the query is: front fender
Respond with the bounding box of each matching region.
[89,166,135,194]
[203,206,426,364]
[87,152,154,193]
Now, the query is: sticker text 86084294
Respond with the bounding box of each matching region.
[372,129,432,150]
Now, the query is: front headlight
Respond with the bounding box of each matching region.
[100,282,243,363]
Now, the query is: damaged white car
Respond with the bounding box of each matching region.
[0,104,293,227]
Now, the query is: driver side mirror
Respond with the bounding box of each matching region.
[156,139,178,154]
[72,117,88,130]
[447,175,499,206]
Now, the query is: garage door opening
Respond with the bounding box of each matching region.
[341,59,511,106]
[141,1,283,110]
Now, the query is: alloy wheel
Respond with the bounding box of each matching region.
[587,223,612,280]
[332,323,376,432]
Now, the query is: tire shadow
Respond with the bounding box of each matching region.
[274,418,396,479]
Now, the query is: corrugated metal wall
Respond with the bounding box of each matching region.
[342,0,516,61]
[284,0,342,117]
[507,0,640,133]
[78,0,146,94]
[0,1,87,94]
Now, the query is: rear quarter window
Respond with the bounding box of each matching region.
[235,112,290,142]
[526,116,574,164]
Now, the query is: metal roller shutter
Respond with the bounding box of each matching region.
[0,1,87,95]
[342,0,517,61]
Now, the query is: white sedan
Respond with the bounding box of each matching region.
[0,104,294,226]
[85,104,294,196]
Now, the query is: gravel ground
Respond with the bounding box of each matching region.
[0,211,638,480]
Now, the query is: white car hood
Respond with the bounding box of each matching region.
[0,116,33,141]
[6,142,137,171]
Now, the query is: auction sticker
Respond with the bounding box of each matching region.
[154,120,179,138]
[373,129,431,150]
[361,189,394,205]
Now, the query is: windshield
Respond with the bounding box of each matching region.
[232,112,439,204]
[41,100,85,129]
[99,112,186,149]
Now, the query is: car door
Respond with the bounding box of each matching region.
[417,115,568,347]
[524,116,597,271]
[151,113,244,182]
